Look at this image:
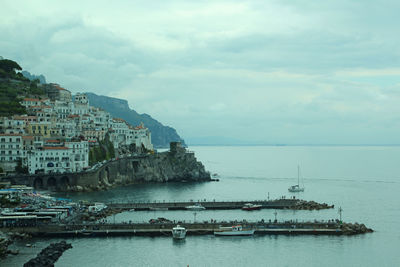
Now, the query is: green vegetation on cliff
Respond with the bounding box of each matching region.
[89,135,116,165]
[0,59,45,116]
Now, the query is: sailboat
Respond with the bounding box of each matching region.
[288,165,305,192]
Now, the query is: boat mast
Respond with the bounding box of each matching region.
[297,165,300,186]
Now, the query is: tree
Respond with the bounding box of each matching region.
[15,159,28,174]
[0,59,22,73]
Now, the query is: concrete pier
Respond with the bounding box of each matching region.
[106,198,333,211]
[4,221,372,237]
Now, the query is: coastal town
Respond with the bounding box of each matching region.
[0,59,374,265]
[0,82,153,177]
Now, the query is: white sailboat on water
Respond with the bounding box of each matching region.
[288,165,305,192]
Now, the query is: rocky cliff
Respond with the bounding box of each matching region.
[68,148,211,192]
[86,93,186,148]
[131,151,210,183]
[3,144,211,192]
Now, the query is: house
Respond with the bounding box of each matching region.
[27,146,71,174]
[0,134,23,172]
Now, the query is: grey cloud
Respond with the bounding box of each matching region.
[1,0,400,144]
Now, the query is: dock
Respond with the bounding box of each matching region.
[106,198,333,211]
[5,220,372,237]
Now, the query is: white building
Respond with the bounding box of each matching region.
[133,124,153,151]
[66,140,89,172]
[73,93,90,115]
[0,116,26,134]
[109,118,130,149]
[27,146,71,174]
[0,134,23,172]
[27,140,89,174]
[21,98,41,108]
[53,100,73,119]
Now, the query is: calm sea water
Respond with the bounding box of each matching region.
[3,146,400,267]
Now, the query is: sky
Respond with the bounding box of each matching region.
[1,0,400,145]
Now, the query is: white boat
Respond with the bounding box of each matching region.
[172,225,187,239]
[242,203,262,211]
[185,203,205,211]
[214,225,255,236]
[149,207,168,211]
[288,165,305,192]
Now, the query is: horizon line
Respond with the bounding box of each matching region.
[185,143,400,147]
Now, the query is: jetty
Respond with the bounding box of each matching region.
[4,221,372,238]
[106,198,333,211]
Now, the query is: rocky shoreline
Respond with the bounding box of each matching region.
[0,231,31,258]
[3,143,211,193]
[290,200,334,210]
[62,147,211,193]
[23,241,72,267]
[0,232,12,258]
[341,222,374,235]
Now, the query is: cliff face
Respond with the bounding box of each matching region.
[68,149,211,192]
[86,93,186,148]
[133,152,210,183]
[4,145,210,192]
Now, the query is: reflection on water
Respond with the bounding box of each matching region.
[172,239,186,246]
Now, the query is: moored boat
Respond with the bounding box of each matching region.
[214,225,255,236]
[288,165,305,192]
[241,203,262,211]
[185,203,205,211]
[172,225,187,239]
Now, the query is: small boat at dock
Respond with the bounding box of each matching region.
[241,203,262,211]
[214,225,255,236]
[185,203,205,211]
[149,207,168,211]
[172,225,187,239]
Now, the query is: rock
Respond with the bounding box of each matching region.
[7,249,19,255]
[24,241,72,267]
[0,232,12,258]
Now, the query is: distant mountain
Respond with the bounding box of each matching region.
[86,93,185,148]
[21,71,46,84]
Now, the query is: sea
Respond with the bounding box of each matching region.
[2,145,400,267]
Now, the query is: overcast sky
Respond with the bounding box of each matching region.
[1,0,400,144]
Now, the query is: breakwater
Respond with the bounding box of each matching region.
[2,144,211,191]
[5,221,372,238]
[105,199,333,211]
[23,241,72,267]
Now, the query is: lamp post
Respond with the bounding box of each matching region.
[338,207,343,222]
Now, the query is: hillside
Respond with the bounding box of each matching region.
[0,59,45,116]
[86,93,186,148]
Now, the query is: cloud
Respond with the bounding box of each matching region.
[1,0,399,144]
